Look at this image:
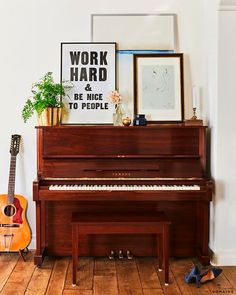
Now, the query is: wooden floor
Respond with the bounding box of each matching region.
[0,252,236,295]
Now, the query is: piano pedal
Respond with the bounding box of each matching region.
[118,250,124,260]
[126,250,133,260]
[108,250,115,260]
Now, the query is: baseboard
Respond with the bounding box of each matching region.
[211,250,236,266]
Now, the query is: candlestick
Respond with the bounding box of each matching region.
[184,106,203,126]
[192,107,197,120]
[185,86,202,125]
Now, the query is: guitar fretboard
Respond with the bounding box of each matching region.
[8,156,16,204]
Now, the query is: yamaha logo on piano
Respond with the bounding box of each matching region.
[113,172,131,177]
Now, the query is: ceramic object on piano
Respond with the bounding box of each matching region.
[113,103,125,126]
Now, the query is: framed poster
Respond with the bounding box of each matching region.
[91,14,176,51]
[134,53,184,123]
[61,42,116,124]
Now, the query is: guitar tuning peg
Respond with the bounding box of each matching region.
[19,137,24,153]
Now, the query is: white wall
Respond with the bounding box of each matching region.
[209,0,236,265]
[0,0,235,265]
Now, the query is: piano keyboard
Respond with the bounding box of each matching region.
[49,184,200,191]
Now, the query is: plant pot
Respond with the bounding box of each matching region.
[37,107,62,126]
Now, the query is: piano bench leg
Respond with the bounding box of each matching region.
[157,224,170,285]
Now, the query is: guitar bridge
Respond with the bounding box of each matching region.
[0,224,20,227]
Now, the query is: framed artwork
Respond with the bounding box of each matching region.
[91,14,176,51]
[61,42,116,124]
[133,53,184,123]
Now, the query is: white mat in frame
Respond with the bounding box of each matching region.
[91,14,177,51]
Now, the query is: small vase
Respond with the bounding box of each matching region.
[113,103,124,126]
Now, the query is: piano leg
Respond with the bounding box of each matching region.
[196,201,211,266]
[34,200,46,266]
[72,224,78,286]
[163,224,170,285]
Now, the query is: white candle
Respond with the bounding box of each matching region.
[192,86,198,109]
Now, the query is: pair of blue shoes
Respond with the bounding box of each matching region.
[184,265,222,288]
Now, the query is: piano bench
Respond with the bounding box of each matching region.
[71,212,171,286]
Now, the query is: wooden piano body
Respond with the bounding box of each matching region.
[33,125,212,266]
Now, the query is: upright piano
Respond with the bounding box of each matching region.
[33,125,212,266]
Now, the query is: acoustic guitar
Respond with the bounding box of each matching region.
[0,134,31,252]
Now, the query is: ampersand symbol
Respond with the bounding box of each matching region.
[85,84,92,91]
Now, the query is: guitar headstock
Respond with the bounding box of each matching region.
[10,134,21,156]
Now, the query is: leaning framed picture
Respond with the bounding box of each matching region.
[61,42,116,124]
[133,53,184,123]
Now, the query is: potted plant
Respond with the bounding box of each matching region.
[22,72,72,125]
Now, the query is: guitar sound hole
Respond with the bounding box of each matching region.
[4,205,16,217]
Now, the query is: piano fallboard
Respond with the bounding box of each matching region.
[40,158,203,178]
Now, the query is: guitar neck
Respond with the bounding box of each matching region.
[8,155,16,204]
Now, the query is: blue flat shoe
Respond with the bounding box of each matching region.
[184,265,200,284]
[200,267,222,284]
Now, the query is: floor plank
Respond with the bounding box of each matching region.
[94,275,118,295]
[157,266,182,295]
[116,259,142,294]
[93,257,118,295]
[63,291,93,295]
[143,289,164,295]
[136,257,162,289]
[25,256,55,295]
[46,257,69,295]
[0,253,19,292]
[222,266,236,291]
[1,253,236,295]
[94,257,116,276]
[118,289,143,295]
[64,257,94,290]
[0,251,35,295]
